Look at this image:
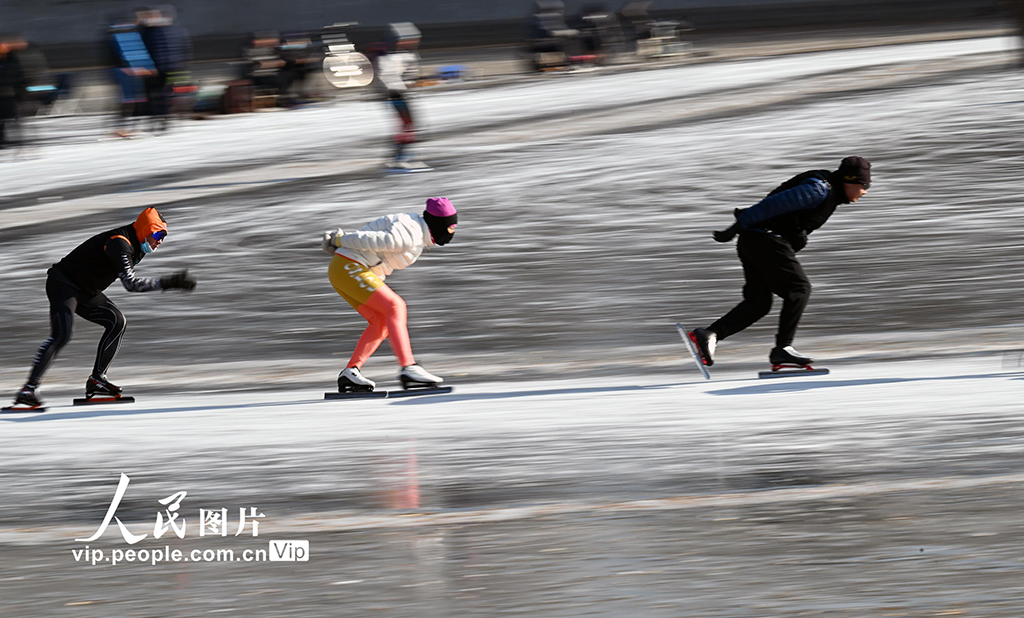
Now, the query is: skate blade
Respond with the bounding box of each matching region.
[400,381,444,391]
[758,367,829,379]
[384,166,433,174]
[337,385,375,394]
[1,405,47,413]
[675,323,711,380]
[73,396,136,406]
[325,386,453,400]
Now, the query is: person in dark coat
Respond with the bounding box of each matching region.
[688,156,872,368]
[139,6,191,131]
[0,35,27,149]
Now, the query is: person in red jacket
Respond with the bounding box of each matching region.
[6,207,196,410]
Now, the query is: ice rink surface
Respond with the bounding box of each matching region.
[1,35,1023,615]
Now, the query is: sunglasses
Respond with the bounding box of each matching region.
[153,230,167,241]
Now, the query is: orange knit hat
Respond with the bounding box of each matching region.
[133,207,168,244]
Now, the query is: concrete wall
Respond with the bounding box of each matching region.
[3,0,1003,68]
[6,0,1001,44]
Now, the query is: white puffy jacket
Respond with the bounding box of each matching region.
[333,212,433,278]
[375,51,419,93]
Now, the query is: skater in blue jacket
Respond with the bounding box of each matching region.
[689,156,871,368]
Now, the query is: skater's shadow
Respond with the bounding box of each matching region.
[0,399,321,423]
[708,372,1024,396]
[389,384,662,405]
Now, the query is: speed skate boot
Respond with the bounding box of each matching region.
[398,364,443,390]
[338,367,375,393]
[5,384,44,411]
[85,375,123,399]
[689,328,717,367]
[769,346,814,367]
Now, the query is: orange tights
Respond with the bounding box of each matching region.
[350,285,415,369]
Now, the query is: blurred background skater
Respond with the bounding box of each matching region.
[526,0,577,71]
[372,22,427,172]
[276,32,319,107]
[103,13,154,138]
[321,197,458,392]
[688,156,872,369]
[0,34,28,151]
[574,3,624,65]
[238,31,285,109]
[138,5,192,132]
[5,207,197,411]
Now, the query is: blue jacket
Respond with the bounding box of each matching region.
[734,169,848,251]
[110,29,155,72]
[737,177,830,231]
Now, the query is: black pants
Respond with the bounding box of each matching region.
[144,72,170,128]
[26,275,127,387]
[709,232,811,348]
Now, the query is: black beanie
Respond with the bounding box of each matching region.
[837,156,871,188]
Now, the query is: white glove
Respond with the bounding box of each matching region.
[321,228,343,256]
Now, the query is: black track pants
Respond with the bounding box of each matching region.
[26,275,127,387]
[709,232,811,348]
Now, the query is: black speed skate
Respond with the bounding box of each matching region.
[760,346,829,379]
[675,323,711,380]
[769,346,814,367]
[86,375,123,397]
[74,375,135,406]
[690,328,717,367]
[2,385,46,412]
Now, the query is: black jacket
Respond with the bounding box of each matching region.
[50,223,160,297]
[759,169,849,244]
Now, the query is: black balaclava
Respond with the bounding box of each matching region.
[424,212,457,246]
[423,197,458,246]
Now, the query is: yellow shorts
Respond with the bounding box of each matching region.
[328,255,385,310]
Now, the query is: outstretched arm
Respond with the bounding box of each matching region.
[106,237,162,292]
[106,236,196,292]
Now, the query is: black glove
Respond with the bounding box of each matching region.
[161,269,197,291]
[712,208,744,243]
[713,224,739,243]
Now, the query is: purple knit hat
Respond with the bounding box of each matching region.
[425,197,456,218]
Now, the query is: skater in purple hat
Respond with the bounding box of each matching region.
[321,197,457,391]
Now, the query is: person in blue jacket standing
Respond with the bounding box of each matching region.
[689,156,871,368]
[104,13,155,137]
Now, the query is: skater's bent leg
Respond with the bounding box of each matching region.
[77,295,127,378]
[709,283,772,340]
[26,309,74,388]
[389,94,412,125]
[765,250,811,348]
[349,304,389,368]
[708,240,773,340]
[363,286,414,367]
[775,281,811,348]
[26,277,79,387]
[388,93,416,160]
[328,255,411,366]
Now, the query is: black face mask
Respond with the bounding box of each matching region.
[424,211,458,246]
